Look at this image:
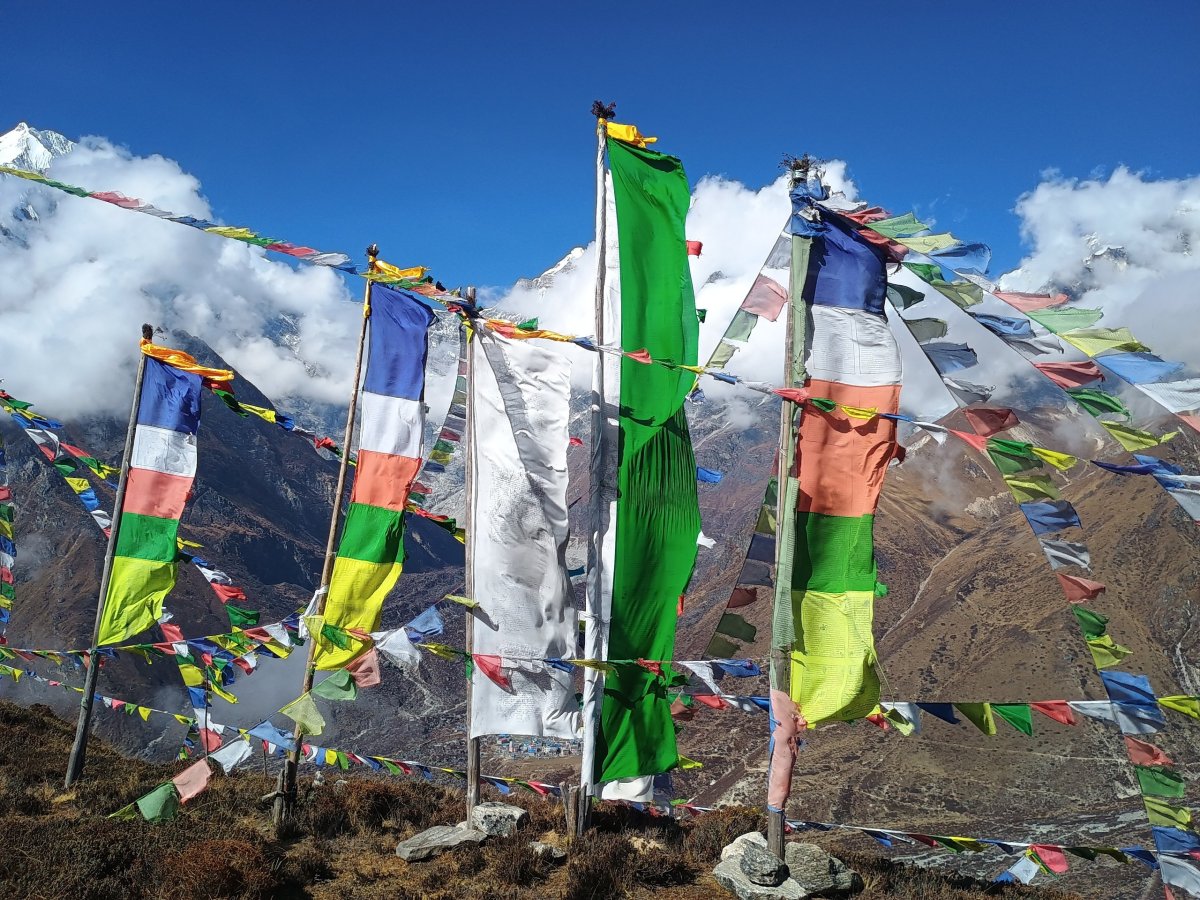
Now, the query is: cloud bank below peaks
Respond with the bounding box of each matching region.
[0,135,360,420]
[1002,166,1200,370]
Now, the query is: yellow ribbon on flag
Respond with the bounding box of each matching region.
[605,122,657,147]
[140,340,234,382]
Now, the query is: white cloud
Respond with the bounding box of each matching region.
[1002,166,1200,372]
[0,136,361,419]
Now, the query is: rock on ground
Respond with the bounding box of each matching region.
[469,801,530,837]
[529,841,567,863]
[395,824,487,862]
[715,832,862,899]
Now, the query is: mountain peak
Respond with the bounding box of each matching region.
[0,122,75,172]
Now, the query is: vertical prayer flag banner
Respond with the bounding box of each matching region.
[316,285,434,669]
[592,135,702,794]
[787,208,901,725]
[469,328,578,739]
[99,354,208,645]
[0,427,14,632]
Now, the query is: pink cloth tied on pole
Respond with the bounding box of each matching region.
[740,274,789,322]
[767,689,805,809]
[686,240,703,256]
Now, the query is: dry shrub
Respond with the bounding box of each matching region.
[456,842,486,877]
[564,831,635,900]
[299,788,353,838]
[487,833,545,887]
[682,805,764,862]
[633,846,697,887]
[159,839,272,899]
[286,842,335,884]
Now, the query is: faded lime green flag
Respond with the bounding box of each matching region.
[1003,473,1061,503]
[867,212,928,238]
[1144,796,1192,830]
[1028,307,1104,334]
[1159,696,1200,720]
[954,703,997,735]
[313,669,358,702]
[931,279,983,309]
[897,233,959,254]
[1060,327,1149,356]
[1087,635,1132,669]
[1100,421,1178,452]
[281,694,326,736]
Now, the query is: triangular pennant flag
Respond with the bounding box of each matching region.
[1125,736,1173,767]
[953,703,997,735]
[1057,574,1106,603]
[473,654,512,691]
[135,782,180,823]
[280,694,325,736]
[1135,765,1186,799]
[312,669,358,702]
[992,704,1034,736]
[1031,701,1076,726]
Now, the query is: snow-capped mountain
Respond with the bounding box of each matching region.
[513,246,585,295]
[0,122,74,171]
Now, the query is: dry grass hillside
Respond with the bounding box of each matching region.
[0,701,1088,900]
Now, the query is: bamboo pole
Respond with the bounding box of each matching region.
[274,245,377,827]
[64,323,153,789]
[578,105,611,836]
[463,286,481,821]
[767,157,813,858]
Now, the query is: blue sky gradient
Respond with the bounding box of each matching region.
[6,1,1199,287]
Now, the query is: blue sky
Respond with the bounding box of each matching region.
[6,1,1199,288]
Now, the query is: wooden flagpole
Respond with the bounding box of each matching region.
[274,245,377,827]
[578,101,614,836]
[767,156,812,858]
[463,286,481,821]
[64,323,154,789]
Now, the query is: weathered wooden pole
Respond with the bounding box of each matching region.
[274,245,377,827]
[64,323,153,789]
[463,286,482,821]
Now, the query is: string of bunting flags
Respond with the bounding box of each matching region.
[0,163,437,288]
[800,195,1200,879]
[3,656,1173,874]
[0,426,13,639]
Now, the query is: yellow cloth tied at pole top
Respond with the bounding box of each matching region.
[605,121,657,147]
[140,340,234,382]
[789,589,880,724]
[368,259,428,283]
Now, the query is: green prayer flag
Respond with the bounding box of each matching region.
[986,438,1042,475]
[1071,605,1109,639]
[595,138,702,786]
[992,704,1034,736]
[886,283,925,309]
[903,262,942,282]
[906,317,949,343]
[225,605,260,628]
[517,317,538,331]
[715,612,757,642]
[1135,765,1185,799]
[706,634,739,658]
[897,233,959,254]
[810,397,837,412]
[135,782,180,823]
[320,623,353,650]
[931,279,983,309]
[211,389,248,416]
[377,757,403,775]
[53,459,77,475]
[867,212,929,238]
[1066,388,1131,420]
[696,308,707,323]
[953,702,997,735]
[312,669,358,702]
[724,308,757,343]
[1027,307,1104,334]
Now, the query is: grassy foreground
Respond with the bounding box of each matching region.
[0,701,1082,899]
